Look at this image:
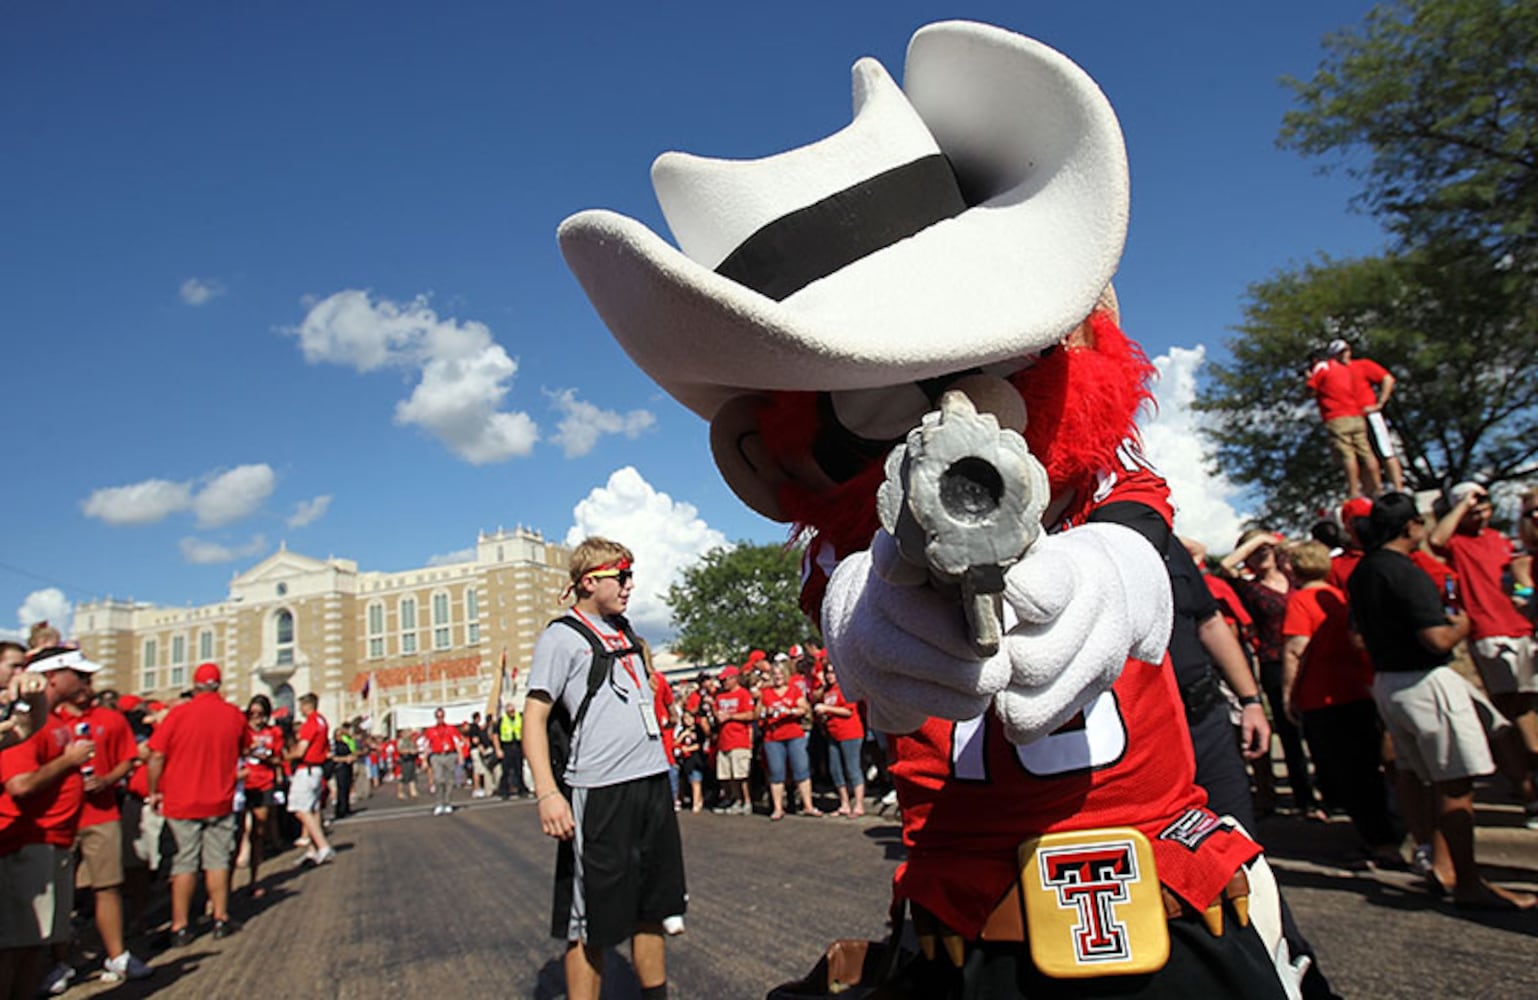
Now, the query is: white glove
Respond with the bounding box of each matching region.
[822,521,1171,744]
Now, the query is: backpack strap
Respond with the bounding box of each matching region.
[547,614,645,751]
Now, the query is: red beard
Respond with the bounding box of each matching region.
[761,311,1155,560]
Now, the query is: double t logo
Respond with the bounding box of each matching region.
[1038,841,1139,964]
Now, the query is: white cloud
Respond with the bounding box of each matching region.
[287,494,333,529]
[179,277,224,306]
[81,479,195,525]
[289,290,538,463]
[566,467,730,639]
[192,464,276,528]
[548,389,656,458]
[0,588,74,644]
[180,535,268,565]
[1140,345,1250,553]
[427,547,477,567]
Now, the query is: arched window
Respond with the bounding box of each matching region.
[275,609,295,666]
[432,591,451,650]
[400,598,418,655]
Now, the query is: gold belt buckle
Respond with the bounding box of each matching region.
[1017,827,1170,979]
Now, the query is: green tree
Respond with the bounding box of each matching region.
[1198,241,1538,527]
[1280,0,1538,260]
[664,541,812,664]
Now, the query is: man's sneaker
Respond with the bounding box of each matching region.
[735,801,753,816]
[1411,843,1434,878]
[211,918,238,940]
[1524,802,1538,830]
[444,804,455,814]
[314,846,337,864]
[298,848,319,867]
[101,951,153,983]
[39,962,74,995]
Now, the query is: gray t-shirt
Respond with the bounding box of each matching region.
[527,613,668,789]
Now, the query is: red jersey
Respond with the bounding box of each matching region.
[821,683,865,743]
[147,692,250,820]
[1282,585,1373,712]
[0,714,85,853]
[1308,359,1363,421]
[891,657,1260,937]
[1350,358,1390,410]
[1434,530,1531,639]
[72,706,138,828]
[243,724,285,792]
[713,688,755,752]
[424,723,460,755]
[758,686,804,742]
[1326,549,1363,592]
[297,712,330,765]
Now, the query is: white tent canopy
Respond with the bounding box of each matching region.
[389,700,486,732]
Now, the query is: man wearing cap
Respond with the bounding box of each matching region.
[49,654,149,983]
[287,693,336,863]
[145,662,250,945]
[1351,493,1536,908]
[523,537,685,1000]
[1327,496,1375,590]
[1307,339,1381,498]
[711,665,754,815]
[1431,483,1538,808]
[0,648,94,997]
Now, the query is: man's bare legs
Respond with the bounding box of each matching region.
[296,809,331,855]
[632,926,667,993]
[564,941,602,1000]
[1435,777,1535,908]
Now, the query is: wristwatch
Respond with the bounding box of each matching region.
[1238,694,1263,708]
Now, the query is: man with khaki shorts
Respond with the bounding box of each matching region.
[1350,493,1536,910]
[146,663,250,945]
[1307,339,1381,497]
[711,666,755,814]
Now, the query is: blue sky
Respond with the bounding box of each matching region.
[2,2,1386,641]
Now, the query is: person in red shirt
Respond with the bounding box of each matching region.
[146,662,249,945]
[1346,345,1404,491]
[286,692,335,862]
[1430,483,1538,821]
[50,675,149,985]
[711,667,754,815]
[1307,339,1381,498]
[0,648,94,998]
[423,708,461,816]
[757,661,817,820]
[1281,541,1398,861]
[234,694,284,899]
[1328,496,1374,591]
[812,663,866,817]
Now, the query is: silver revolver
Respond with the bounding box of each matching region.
[875,389,1049,657]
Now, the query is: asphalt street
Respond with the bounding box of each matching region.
[66,784,1537,999]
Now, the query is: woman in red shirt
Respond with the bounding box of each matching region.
[757,662,819,820]
[813,663,866,817]
[235,694,285,898]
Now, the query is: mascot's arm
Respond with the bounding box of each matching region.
[823,502,1172,744]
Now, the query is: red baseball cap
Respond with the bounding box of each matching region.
[146,700,167,713]
[193,662,221,685]
[1340,497,1373,523]
[719,665,740,679]
[117,694,143,712]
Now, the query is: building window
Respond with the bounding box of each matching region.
[144,639,158,668]
[466,587,480,645]
[367,601,385,659]
[198,630,213,661]
[171,635,186,665]
[432,592,451,650]
[275,609,294,666]
[401,598,417,655]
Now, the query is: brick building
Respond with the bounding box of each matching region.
[71,527,571,726]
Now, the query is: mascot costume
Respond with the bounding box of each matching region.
[560,20,1305,999]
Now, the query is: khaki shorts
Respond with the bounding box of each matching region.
[1470,634,1537,696]
[167,814,236,877]
[75,820,124,890]
[1373,667,1496,783]
[288,765,325,813]
[716,747,752,781]
[0,844,73,947]
[1325,415,1372,464]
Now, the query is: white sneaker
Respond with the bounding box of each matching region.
[299,848,319,866]
[40,962,75,996]
[101,951,153,983]
[662,915,686,936]
[314,846,337,864]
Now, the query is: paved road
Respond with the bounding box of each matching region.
[69,786,1536,999]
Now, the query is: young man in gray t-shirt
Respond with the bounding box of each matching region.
[522,538,685,1000]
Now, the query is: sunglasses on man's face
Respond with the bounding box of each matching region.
[588,569,634,586]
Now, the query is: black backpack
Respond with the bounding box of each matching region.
[545,614,645,793]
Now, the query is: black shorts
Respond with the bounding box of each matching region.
[551,772,686,948]
[244,788,270,809]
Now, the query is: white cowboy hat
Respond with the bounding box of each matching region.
[558,20,1129,424]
